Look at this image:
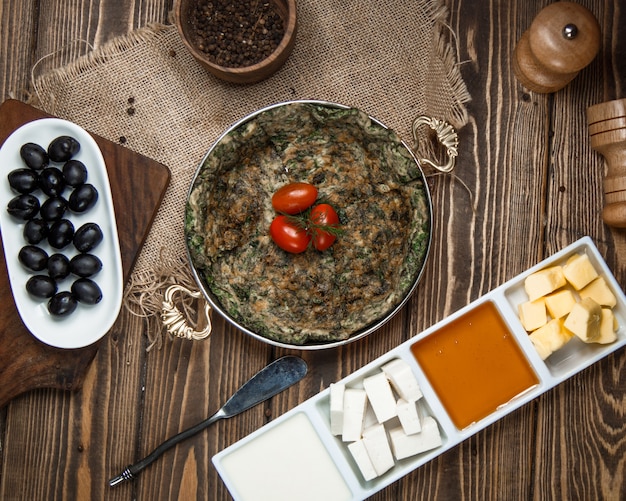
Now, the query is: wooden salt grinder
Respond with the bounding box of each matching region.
[513,2,600,93]
[587,99,626,228]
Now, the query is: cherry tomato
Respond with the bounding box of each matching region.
[271,182,318,215]
[270,215,311,253]
[310,203,340,251]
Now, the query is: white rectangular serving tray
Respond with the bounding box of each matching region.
[213,237,626,500]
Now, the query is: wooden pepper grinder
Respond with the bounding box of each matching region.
[513,2,600,93]
[587,99,626,228]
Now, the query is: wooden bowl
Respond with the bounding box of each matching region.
[174,0,297,84]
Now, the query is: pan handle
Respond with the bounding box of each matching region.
[161,285,212,340]
[412,116,459,173]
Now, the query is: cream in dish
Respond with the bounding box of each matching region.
[219,412,352,501]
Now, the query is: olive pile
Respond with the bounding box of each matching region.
[6,135,104,317]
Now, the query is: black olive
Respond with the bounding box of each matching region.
[39,196,68,222]
[7,194,40,220]
[26,275,58,299]
[18,245,49,271]
[23,218,49,244]
[39,167,66,197]
[68,184,98,213]
[47,253,71,280]
[20,142,49,170]
[8,168,39,194]
[48,291,77,316]
[48,219,74,249]
[48,136,80,162]
[73,222,103,252]
[63,160,88,186]
[71,278,102,304]
[69,253,102,277]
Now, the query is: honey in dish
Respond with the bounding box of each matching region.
[411,301,539,430]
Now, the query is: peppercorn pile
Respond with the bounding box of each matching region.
[191,0,285,68]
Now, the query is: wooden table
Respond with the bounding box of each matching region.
[1,1,625,500]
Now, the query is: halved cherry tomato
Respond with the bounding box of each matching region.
[269,215,311,253]
[271,182,318,215]
[310,203,340,251]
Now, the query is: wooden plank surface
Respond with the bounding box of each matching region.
[1,1,624,500]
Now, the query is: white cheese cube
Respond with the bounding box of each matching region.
[363,372,397,424]
[579,276,617,308]
[529,318,573,360]
[381,359,423,402]
[597,308,618,345]
[563,253,598,290]
[362,424,395,476]
[544,289,576,319]
[518,298,547,331]
[524,266,566,301]
[362,403,378,430]
[563,297,602,343]
[329,383,345,436]
[347,440,378,481]
[396,398,421,435]
[388,416,442,460]
[342,388,367,442]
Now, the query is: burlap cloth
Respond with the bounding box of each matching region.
[29,0,470,349]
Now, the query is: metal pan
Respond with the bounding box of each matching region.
[180,100,446,350]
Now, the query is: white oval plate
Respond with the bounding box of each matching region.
[0,118,123,349]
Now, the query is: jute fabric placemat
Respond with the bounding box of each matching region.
[30,0,470,348]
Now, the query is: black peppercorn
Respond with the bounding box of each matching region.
[190,0,285,68]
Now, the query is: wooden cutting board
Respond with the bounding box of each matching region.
[0,99,170,407]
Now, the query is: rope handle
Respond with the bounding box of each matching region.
[161,285,212,341]
[412,116,459,173]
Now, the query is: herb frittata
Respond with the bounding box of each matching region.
[186,102,431,345]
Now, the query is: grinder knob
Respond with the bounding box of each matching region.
[513,1,600,93]
[588,99,626,228]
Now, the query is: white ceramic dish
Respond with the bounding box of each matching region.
[0,118,123,349]
[212,237,626,500]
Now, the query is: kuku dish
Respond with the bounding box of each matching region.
[186,101,432,349]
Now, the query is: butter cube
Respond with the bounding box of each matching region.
[396,398,422,435]
[342,388,367,442]
[347,440,378,481]
[362,424,395,476]
[544,289,576,319]
[524,266,566,301]
[518,298,547,331]
[563,253,598,290]
[579,277,617,308]
[563,297,602,343]
[381,359,423,402]
[529,318,574,360]
[363,372,397,424]
[388,416,442,460]
[597,308,618,345]
[329,383,345,436]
